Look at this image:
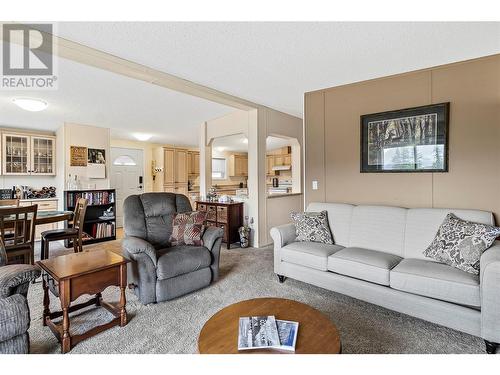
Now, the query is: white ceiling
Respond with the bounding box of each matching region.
[56,22,500,117]
[0,53,236,146]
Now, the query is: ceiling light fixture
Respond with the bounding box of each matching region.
[242,138,248,144]
[12,98,48,112]
[133,133,152,142]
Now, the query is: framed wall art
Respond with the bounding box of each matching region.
[360,102,449,173]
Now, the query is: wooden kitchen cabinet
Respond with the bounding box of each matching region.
[163,148,175,186]
[2,133,56,175]
[228,154,248,177]
[188,151,200,175]
[284,154,292,165]
[266,155,274,175]
[174,148,188,184]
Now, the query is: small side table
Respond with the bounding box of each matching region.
[37,249,129,353]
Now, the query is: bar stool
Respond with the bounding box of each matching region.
[40,198,87,260]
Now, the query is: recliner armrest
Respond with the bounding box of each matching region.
[122,236,158,266]
[0,294,30,343]
[203,226,224,252]
[480,240,500,285]
[0,265,41,299]
[270,223,297,248]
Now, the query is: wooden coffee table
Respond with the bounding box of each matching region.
[37,249,129,353]
[198,298,341,354]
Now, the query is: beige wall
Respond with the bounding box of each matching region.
[110,138,163,193]
[304,54,500,222]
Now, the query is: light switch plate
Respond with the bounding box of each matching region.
[312,180,319,190]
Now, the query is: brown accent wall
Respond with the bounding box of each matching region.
[304,54,500,222]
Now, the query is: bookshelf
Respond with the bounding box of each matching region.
[64,189,116,247]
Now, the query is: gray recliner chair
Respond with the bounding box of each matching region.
[0,240,40,354]
[122,193,224,304]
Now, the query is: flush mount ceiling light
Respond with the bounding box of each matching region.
[242,138,248,144]
[133,133,152,141]
[12,98,48,112]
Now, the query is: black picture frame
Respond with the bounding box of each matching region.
[360,102,449,173]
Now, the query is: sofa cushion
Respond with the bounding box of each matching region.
[290,211,333,244]
[404,208,494,261]
[348,206,407,257]
[390,259,480,308]
[328,247,402,286]
[281,242,344,271]
[156,245,212,280]
[423,213,500,275]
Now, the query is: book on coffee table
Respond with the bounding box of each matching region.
[275,319,299,352]
[238,316,280,350]
[238,316,299,352]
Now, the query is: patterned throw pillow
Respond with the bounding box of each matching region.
[170,211,207,246]
[290,210,334,244]
[423,213,500,275]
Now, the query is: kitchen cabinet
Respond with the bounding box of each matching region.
[161,146,188,195]
[266,155,275,175]
[228,154,248,177]
[2,133,56,175]
[174,148,188,184]
[188,151,200,175]
[163,148,175,186]
[284,154,292,166]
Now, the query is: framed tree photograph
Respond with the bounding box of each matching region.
[360,102,449,173]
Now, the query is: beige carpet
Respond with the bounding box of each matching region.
[26,239,486,354]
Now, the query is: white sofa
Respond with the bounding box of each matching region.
[270,202,500,353]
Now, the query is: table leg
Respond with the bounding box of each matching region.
[59,279,71,354]
[42,276,50,326]
[119,264,127,327]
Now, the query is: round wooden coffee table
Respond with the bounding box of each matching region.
[198,297,341,354]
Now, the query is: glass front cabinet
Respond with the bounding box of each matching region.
[2,133,56,175]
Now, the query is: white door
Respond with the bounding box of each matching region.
[110,147,144,227]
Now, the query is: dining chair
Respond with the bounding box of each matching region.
[40,198,87,260]
[0,205,38,265]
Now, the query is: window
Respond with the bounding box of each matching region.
[113,155,137,166]
[212,158,226,179]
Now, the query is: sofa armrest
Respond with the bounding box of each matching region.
[0,265,41,299]
[122,236,158,266]
[480,240,500,342]
[270,223,297,275]
[203,226,224,252]
[270,223,297,248]
[0,294,30,343]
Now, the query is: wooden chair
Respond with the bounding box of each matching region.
[0,205,37,265]
[40,198,87,260]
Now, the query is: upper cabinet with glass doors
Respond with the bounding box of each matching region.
[2,133,56,175]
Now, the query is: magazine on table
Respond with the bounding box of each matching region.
[238,316,281,350]
[275,319,299,352]
[237,316,299,351]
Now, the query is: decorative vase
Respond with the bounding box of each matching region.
[238,226,251,248]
